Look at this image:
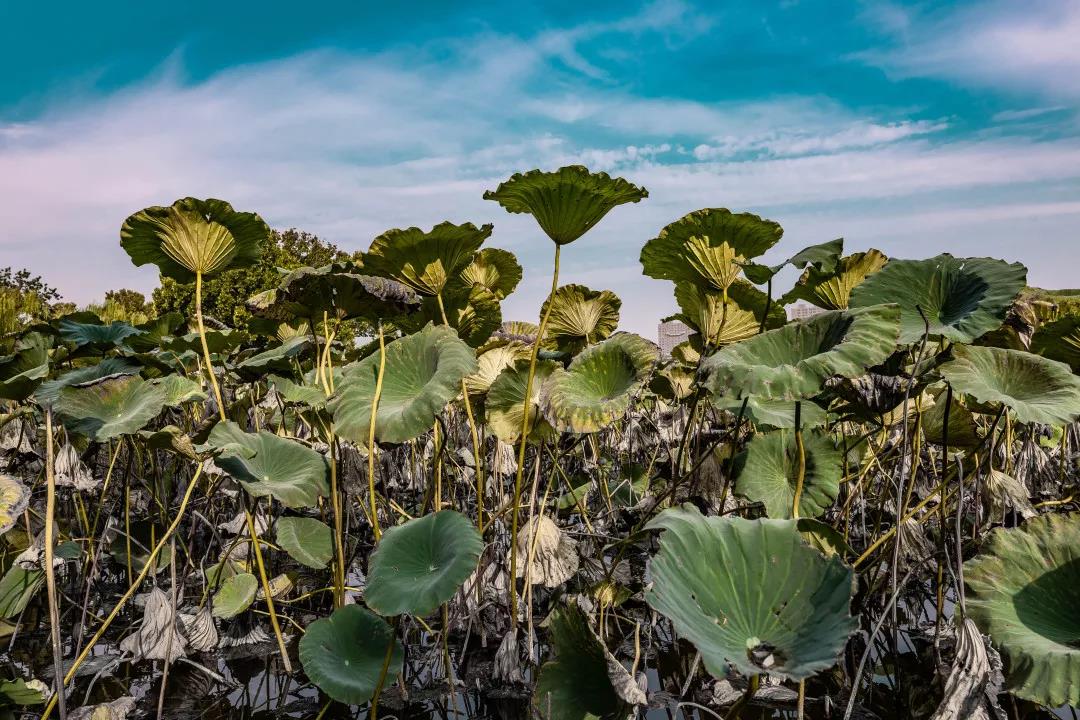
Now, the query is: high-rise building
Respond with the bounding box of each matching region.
[657,319,692,357]
[786,302,825,320]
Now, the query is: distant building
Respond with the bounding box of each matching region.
[658,319,692,357]
[786,302,826,321]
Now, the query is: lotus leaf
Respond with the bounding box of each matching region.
[399,284,502,347]
[55,375,167,441]
[540,284,621,354]
[35,358,142,406]
[645,504,856,681]
[125,312,186,352]
[151,374,207,407]
[361,221,492,296]
[0,475,30,536]
[59,319,143,350]
[235,336,312,379]
[742,238,844,285]
[365,509,483,617]
[495,320,543,345]
[275,516,333,569]
[0,333,50,401]
[249,262,420,322]
[673,280,785,348]
[781,249,888,310]
[484,165,647,245]
[0,564,43,619]
[455,247,522,299]
[713,396,826,430]
[736,430,841,518]
[465,341,530,396]
[849,254,1026,343]
[207,421,330,507]
[212,572,258,618]
[299,605,403,705]
[485,359,559,444]
[1031,315,1080,372]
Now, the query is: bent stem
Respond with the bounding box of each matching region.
[246,503,293,673]
[44,408,67,720]
[195,271,226,422]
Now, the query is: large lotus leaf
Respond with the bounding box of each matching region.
[151,374,207,407]
[541,333,659,434]
[361,221,492,296]
[398,284,502,348]
[541,284,621,354]
[59,319,143,350]
[703,305,900,402]
[235,336,312,379]
[780,250,888,310]
[120,197,269,282]
[454,247,522,299]
[163,328,248,355]
[713,396,827,430]
[465,341,530,396]
[1031,315,1080,372]
[275,516,333,569]
[964,513,1080,706]
[0,332,50,401]
[365,510,483,617]
[212,572,258,618]
[331,324,478,445]
[485,359,559,444]
[743,238,844,285]
[206,421,330,508]
[484,165,647,245]
[0,475,30,536]
[125,312,186,352]
[299,605,404,705]
[55,375,166,441]
[938,344,1080,426]
[849,254,1026,343]
[645,504,856,681]
[35,358,142,406]
[249,262,420,322]
[640,208,783,290]
[736,430,841,519]
[673,279,785,348]
[534,603,625,720]
[268,374,328,408]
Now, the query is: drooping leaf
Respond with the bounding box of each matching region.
[248,262,420,323]
[465,341,531,397]
[743,238,844,285]
[0,332,50,401]
[275,516,333,570]
[780,249,888,310]
[1031,315,1080,372]
[541,284,621,354]
[361,221,493,296]
[455,247,523,299]
[299,605,403,705]
[55,375,167,441]
[736,430,842,519]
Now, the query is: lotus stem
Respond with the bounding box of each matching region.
[43,408,67,720]
[329,429,345,608]
[368,320,387,541]
[791,401,806,519]
[195,271,227,422]
[245,503,292,673]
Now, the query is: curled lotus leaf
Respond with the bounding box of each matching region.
[849,254,1027,343]
[964,513,1080,706]
[485,359,558,444]
[0,332,51,401]
[1031,315,1080,372]
[465,340,530,396]
[35,358,142,407]
[120,197,269,282]
[735,430,842,519]
[365,509,483,617]
[0,475,30,536]
[541,333,659,434]
[939,344,1080,426]
[299,605,403,705]
[454,247,522,299]
[640,208,783,290]
[780,249,888,310]
[399,284,502,348]
[515,514,579,588]
[483,165,647,245]
[494,320,544,345]
[673,279,785,348]
[59,319,143,350]
[541,284,621,354]
[360,221,493,296]
[331,324,478,445]
[248,262,420,323]
[645,504,856,681]
[703,305,900,402]
[119,586,187,663]
[55,375,167,441]
[742,238,844,285]
[920,390,980,448]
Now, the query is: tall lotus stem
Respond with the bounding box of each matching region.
[44,408,67,720]
[246,504,292,673]
[195,271,226,422]
[509,244,561,630]
[791,401,806,519]
[368,320,387,541]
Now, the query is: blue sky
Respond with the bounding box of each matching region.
[2,0,1079,334]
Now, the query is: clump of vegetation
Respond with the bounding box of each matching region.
[1,167,1079,720]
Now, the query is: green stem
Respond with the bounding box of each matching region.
[195,271,226,422]
[43,408,67,720]
[791,401,806,519]
[368,320,387,541]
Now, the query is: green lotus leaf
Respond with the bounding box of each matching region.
[918,389,980,448]
[163,328,249,354]
[964,513,1080,706]
[0,678,47,706]
[59,318,143,350]
[206,421,330,508]
[938,344,1080,426]
[1031,315,1080,372]
[35,358,142,407]
[151,374,207,407]
[780,249,889,310]
[534,603,626,720]
[331,324,477,445]
[0,333,50,401]
[399,284,502,348]
[454,247,523,299]
[640,208,783,290]
[0,564,43,619]
[485,359,559,444]
[365,509,483,617]
[268,374,328,408]
[650,361,696,402]
[235,336,312,379]
[673,280,785,348]
[849,254,1027,343]
[465,341,530,397]
[361,221,492,296]
[276,516,333,570]
[0,475,30,536]
[736,430,841,519]
[556,480,593,511]
[484,165,647,245]
[55,375,167,441]
[542,333,659,434]
[249,262,420,323]
[125,312,186,352]
[541,284,621,354]
[703,305,900,402]
[645,504,856,681]
[120,197,269,282]
[611,464,650,508]
[713,395,827,430]
[212,572,258,618]
[247,316,310,341]
[299,605,403,705]
[743,238,844,285]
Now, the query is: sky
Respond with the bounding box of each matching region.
[2,0,1079,336]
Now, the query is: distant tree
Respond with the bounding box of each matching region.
[0,267,64,336]
[0,267,62,304]
[105,289,149,315]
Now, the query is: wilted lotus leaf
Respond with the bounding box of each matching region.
[742,238,844,285]
[542,333,659,434]
[984,469,1036,520]
[181,605,219,652]
[275,516,333,569]
[466,341,530,396]
[140,425,198,459]
[703,305,900,402]
[455,247,523,299]
[69,696,137,720]
[331,324,477,445]
[35,358,142,407]
[257,571,296,600]
[516,514,579,587]
[0,332,50,401]
[56,375,167,441]
[365,509,483,616]
[641,208,783,290]
[673,279,785,348]
[399,284,502,347]
[361,221,492,296]
[645,504,856,681]
[825,372,909,418]
[650,361,696,401]
[736,430,842,519]
[248,262,420,323]
[1031,315,1080,372]
[939,344,1080,426]
[121,197,268,281]
[541,284,621,354]
[486,359,558,444]
[484,165,647,245]
[299,605,403,705]
[781,249,888,310]
[0,678,48,707]
[120,587,187,663]
[212,572,258,618]
[0,474,29,535]
[53,443,96,491]
[713,395,826,430]
[534,603,628,719]
[59,318,142,351]
[206,421,329,508]
[849,254,1026,343]
[965,513,1080,706]
[494,320,543,345]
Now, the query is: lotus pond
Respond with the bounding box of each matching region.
[2,166,1080,720]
